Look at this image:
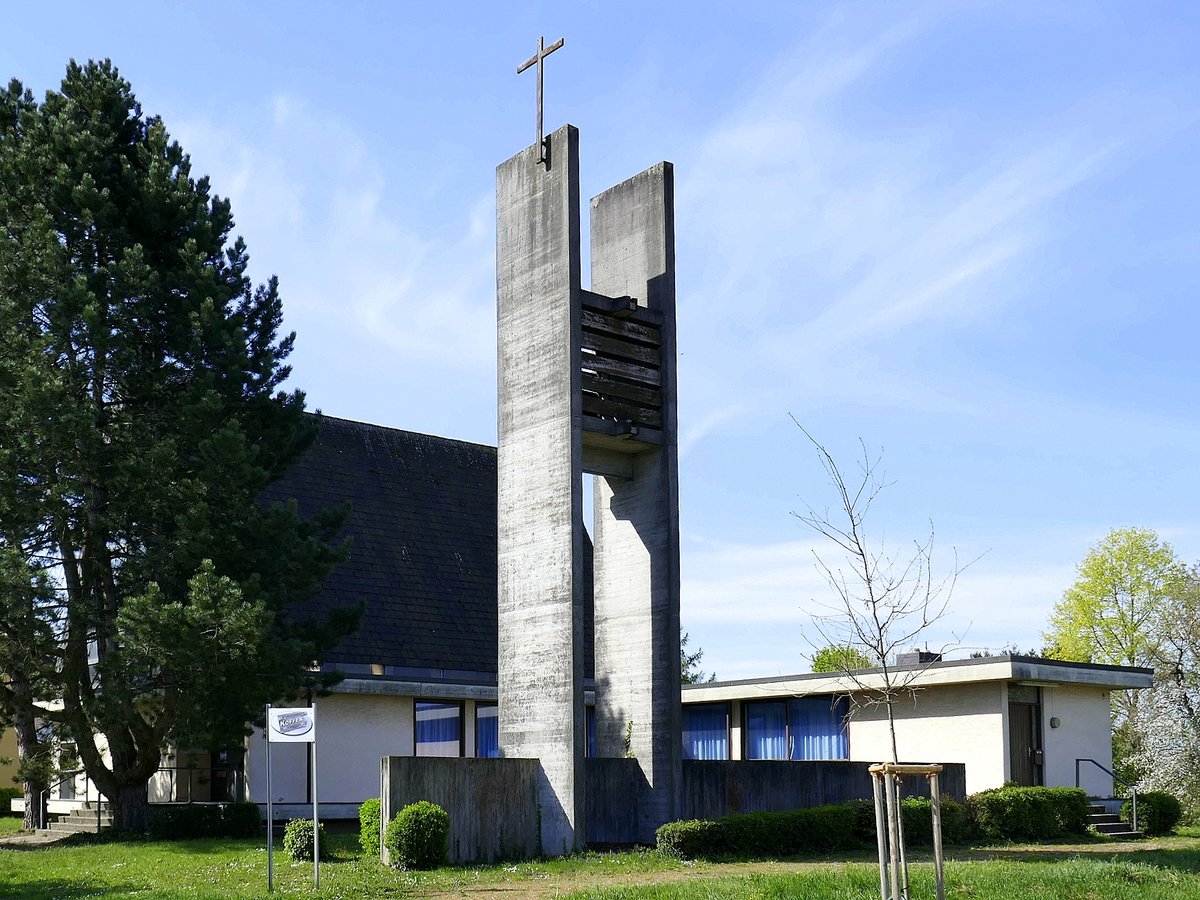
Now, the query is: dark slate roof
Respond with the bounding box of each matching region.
[262,415,593,680]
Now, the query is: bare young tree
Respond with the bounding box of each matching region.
[791,421,966,764]
[793,423,969,900]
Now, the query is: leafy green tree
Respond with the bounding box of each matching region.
[680,632,716,685]
[1044,527,1188,785]
[0,60,356,829]
[811,644,874,673]
[1043,527,1184,667]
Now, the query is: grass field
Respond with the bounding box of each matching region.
[2,818,1200,899]
[0,813,23,835]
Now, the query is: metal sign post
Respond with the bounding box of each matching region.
[265,704,274,892]
[311,706,319,890]
[266,705,319,891]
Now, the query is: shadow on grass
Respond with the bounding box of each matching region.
[963,842,1200,875]
[0,879,140,900]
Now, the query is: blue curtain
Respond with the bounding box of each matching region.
[788,696,849,760]
[745,701,788,760]
[416,701,461,756]
[682,703,729,760]
[475,704,499,758]
[586,706,596,759]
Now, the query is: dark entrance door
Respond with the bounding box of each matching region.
[1008,685,1043,786]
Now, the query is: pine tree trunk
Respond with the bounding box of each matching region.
[109,782,151,832]
[10,679,47,831]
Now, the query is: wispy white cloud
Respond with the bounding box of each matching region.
[679,404,747,457]
[675,6,1124,442]
[172,94,496,383]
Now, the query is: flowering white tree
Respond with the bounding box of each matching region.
[1131,681,1200,816]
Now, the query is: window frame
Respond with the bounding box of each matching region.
[413,699,465,758]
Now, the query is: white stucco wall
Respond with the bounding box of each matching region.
[847,682,1006,795]
[1041,684,1114,795]
[246,694,416,804]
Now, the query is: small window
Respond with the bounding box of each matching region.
[415,701,463,757]
[744,697,849,761]
[789,696,849,760]
[745,700,789,759]
[683,703,730,760]
[475,703,499,758]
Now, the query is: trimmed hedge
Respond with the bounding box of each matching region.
[0,786,20,815]
[1126,792,1181,836]
[359,797,382,856]
[847,795,973,847]
[384,800,449,870]
[283,818,328,861]
[967,786,1088,841]
[147,802,261,839]
[655,804,857,859]
[899,796,973,846]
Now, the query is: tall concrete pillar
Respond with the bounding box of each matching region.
[496,127,680,851]
[496,124,587,853]
[589,163,682,841]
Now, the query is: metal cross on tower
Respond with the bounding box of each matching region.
[517,35,564,165]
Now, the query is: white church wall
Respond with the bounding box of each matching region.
[847,681,1007,795]
[246,694,416,806]
[1041,683,1114,796]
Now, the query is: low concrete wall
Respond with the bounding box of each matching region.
[381,757,968,858]
[584,757,646,845]
[381,757,539,864]
[681,760,967,821]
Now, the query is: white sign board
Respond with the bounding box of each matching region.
[267,707,316,743]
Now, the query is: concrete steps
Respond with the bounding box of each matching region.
[41,801,113,836]
[1088,803,1143,840]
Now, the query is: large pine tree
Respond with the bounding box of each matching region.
[0,60,355,829]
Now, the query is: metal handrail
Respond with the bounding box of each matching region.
[38,769,106,831]
[1076,757,1137,833]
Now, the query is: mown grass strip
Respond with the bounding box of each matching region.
[2,827,1200,900]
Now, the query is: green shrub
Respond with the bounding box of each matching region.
[384,800,449,869]
[846,798,876,845]
[0,786,20,815]
[967,786,1088,841]
[147,802,261,839]
[898,796,973,845]
[847,795,974,847]
[1126,792,1182,836]
[655,804,857,860]
[359,797,382,856]
[282,818,328,862]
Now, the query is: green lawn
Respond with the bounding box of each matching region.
[1,830,1199,899]
[0,814,23,835]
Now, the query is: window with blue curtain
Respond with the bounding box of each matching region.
[682,703,729,760]
[475,703,499,758]
[745,701,788,759]
[788,696,849,760]
[415,701,462,757]
[586,706,596,758]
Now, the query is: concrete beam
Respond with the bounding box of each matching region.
[589,162,682,842]
[495,124,587,853]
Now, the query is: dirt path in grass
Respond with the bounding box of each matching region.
[415,859,843,900]
[0,829,74,849]
[410,837,1199,900]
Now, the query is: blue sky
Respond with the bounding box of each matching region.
[6,2,1199,678]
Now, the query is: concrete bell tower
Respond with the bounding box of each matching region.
[496,123,681,850]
